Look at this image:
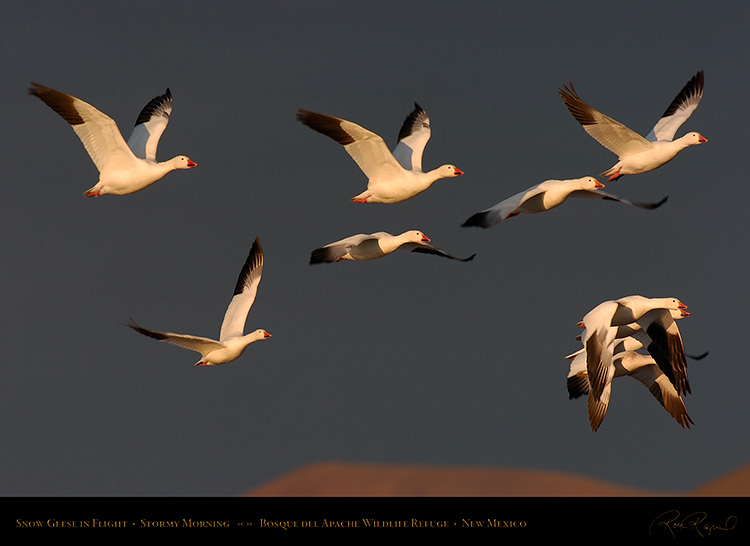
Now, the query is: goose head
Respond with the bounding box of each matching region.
[437,164,464,178]
[684,132,708,145]
[404,230,430,243]
[171,155,198,169]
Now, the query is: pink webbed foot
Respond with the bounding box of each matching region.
[607,169,622,182]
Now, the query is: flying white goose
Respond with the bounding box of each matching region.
[297,103,463,203]
[571,303,697,408]
[461,176,667,228]
[129,238,270,366]
[29,83,197,196]
[566,349,694,431]
[309,230,475,264]
[559,71,706,181]
[578,296,688,401]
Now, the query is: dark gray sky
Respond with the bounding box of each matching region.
[2,2,747,496]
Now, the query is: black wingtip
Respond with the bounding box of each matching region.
[648,195,669,209]
[309,252,323,265]
[134,87,173,127]
[461,212,489,228]
[231,237,263,296]
[688,351,709,361]
[126,318,167,341]
[296,109,355,146]
[309,246,335,265]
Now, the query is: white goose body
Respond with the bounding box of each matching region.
[462,176,667,228]
[559,71,706,181]
[309,230,475,264]
[29,83,197,196]
[129,238,271,366]
[297,103,463,203]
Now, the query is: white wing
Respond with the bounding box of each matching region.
[461,184,542,228]
[29,82,136,173]
[559,82,653,158]
[127,88,173,160]
[219,238,264,342]
[309,233,377,263]
[297,109,405,183]
[581,300,621,400]
[628,361,694,429]
[392,103,431,171]
[128,319,224,357]
[646,71,704,142]
[587,380,612,432]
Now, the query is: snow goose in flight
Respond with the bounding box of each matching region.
[578,296,688,403]
[128,238,270,366]
[461,176,667,228]
[309,230,475,264]
[297,103,463,203]
[566,349,694,431]
[29,83,197,196]
[570,304,701,401]
[558,71,706,181]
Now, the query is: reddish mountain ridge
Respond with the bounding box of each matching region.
[244,462,750,497]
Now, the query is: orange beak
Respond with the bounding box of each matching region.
[594,181,605,189]
[421,235,431,242]
[454,168,464,176]
[187,159,198,167]
[699,135,708,143]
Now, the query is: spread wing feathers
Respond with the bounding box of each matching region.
[219,238,264,342]
[29,82,134,172]
[405,243,476,262]
[296,109,404,182]
[127,88,172,160]
[587,382,612,432]
[309,245,346,264]
[568,190,669,210]
[309,234,377,264]
[585,326,614,399]
[629,364,694,428]
[558,83,653,158]
[392,103,431,171]
[567,352,590,399]
[646,71,704,142]
[567,372,590,399]
[568,350,693,429]
[461,189,532,227]
[127,318,224,357]
[639,309,690,396]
